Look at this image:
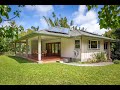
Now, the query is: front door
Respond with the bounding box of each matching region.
[46,42,61,56]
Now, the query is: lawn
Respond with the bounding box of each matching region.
[0,55,120,85]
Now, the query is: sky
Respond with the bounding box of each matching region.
[1,5,107,35]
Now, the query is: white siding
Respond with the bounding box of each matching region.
[61,38,81,59]
[81,36,105,62]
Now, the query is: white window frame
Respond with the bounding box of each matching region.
[75,40,80,49]
[88,40,100,49]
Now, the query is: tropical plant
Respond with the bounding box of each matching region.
[86,5,120,30]
[87,52,108,63]
[43,12,74,28]
[0,21,24,53]
[113,60,120,64]
[0,5,24,23]
[31,26,39,31]
[103,28,120,60]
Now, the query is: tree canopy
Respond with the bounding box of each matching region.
[86,5,120,30]
[0,5,24,23]
[103,28,120,60]
[43,12,74,28]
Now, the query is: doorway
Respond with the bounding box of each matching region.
[46,42,61,56]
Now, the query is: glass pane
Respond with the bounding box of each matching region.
[91,41,97,48]
[89,40,90,44]
[55,44,58,54]
[104,42,108,49]
[98,41,100,48]
[106,42,108,49]
[75,40,80,44]
[52,44,54,53]
[48,44,51,53]
[75,40,80,48]
[89,45,90,49]
[75,45,80,48]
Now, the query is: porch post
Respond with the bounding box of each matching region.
[108,41,111,61]
[26,39,28,58]
[38,36,42,62]
[19,42,21,56]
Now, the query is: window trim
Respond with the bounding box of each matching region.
[88,40,100,49]
[75,40,80,49]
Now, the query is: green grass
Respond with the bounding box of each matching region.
[0,55,120,85]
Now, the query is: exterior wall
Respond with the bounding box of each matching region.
[29,35,111,62]
[61,38,81,59]
[81,36,105,62]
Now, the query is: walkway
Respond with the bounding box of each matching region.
[60,62,114,66]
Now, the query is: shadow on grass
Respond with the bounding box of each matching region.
[8,56,34,63]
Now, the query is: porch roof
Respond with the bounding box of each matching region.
[15,27,114,42]
[15,30,70,42]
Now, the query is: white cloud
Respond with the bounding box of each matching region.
[25,5,54,16]
[78,5,86,14]
[73,5,107,35]
[80,20,107,35]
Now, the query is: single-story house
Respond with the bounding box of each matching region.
[14,27,114,63]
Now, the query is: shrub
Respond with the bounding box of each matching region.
[113,60,120,64]
[87,52,108,63]
[87,58,98,63]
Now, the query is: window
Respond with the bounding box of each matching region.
[104,42,108,49]
[88,40,100,49]
[75,40,80,48]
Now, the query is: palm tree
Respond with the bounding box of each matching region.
[43,12,73,28]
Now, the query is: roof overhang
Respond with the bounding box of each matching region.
[82,34,113,40]
[15,32,70,42]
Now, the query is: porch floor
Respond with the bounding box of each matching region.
[28,54,62,63]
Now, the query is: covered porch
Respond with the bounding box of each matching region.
[14,34,64,63]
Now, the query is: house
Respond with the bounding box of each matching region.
[14,27,113,63]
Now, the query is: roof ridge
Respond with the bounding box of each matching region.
[80,29,102,36]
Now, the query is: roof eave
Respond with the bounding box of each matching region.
[15,32,70,42]
[81,34,113,40]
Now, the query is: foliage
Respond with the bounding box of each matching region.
[103,28,120,60]
[43,12,73,28]
[0,21,24,53]
[31,26,39,31]
[0,5,25,53]
[87,52,108,63]
[0,5,24,23]
[86,5,120,30]
[113,60,120,64]
[1,55,120,85]
[87,58,98,63]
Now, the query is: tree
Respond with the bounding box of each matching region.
[0,5,24,23]
[86,5,120,30]
[0,5,25,53]
[31,26,39,31]
[43,12,73,28]
[103,28,120,60]
[0,21,24,53]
